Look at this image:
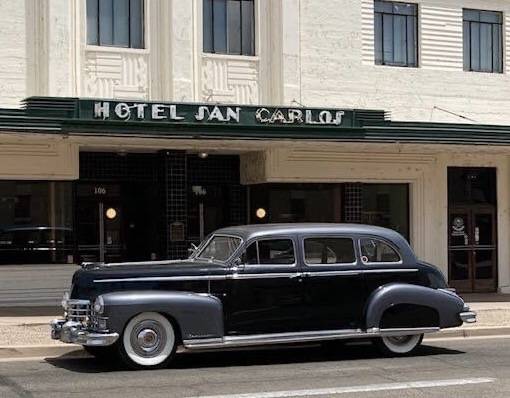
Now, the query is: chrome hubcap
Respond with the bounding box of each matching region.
[130,320,167,358]
[137,329,159,352]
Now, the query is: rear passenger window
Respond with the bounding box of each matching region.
[304,238,355,264]
[243,239,295,265]
[360,238,401,263]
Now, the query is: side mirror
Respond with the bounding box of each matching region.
[188,243,199,256]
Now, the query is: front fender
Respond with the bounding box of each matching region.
[365,283,465,329]
[100,291,224,340]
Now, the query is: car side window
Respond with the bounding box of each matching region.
[243,239,295,265]
[245,242,258,264]
[304,237,355,264]
[360,238,401,263]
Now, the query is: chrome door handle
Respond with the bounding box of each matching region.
[289,273,302,279]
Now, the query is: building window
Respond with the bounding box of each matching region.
[463,9,503,73]
[374,1,418,67]
[87,0,144,49]
[203,0,255,56]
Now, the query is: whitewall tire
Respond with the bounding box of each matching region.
[375,334,423,356]
[119,312,176,369]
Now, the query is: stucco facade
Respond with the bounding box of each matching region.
[0,0,509,292]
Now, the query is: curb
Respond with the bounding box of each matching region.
[0,327,509,361]
[425,326,510,339]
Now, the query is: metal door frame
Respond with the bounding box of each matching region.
[448,205,497,293]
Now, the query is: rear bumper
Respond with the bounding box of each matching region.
[459,305,477,324]
[50,319,119,346]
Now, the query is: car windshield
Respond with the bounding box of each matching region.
[196,235,241,262]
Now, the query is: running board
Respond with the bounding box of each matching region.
[182,327,439,351]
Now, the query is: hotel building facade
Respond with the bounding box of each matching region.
[1,0,510,294]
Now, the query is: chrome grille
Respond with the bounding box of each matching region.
[66,299,91,323]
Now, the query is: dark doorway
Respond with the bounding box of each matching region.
[448,167,497,292]
[76,153,161,263]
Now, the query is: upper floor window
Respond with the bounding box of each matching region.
[203,0,255,56]
[463,9,503,73]
[87,0,144,49]
[374,1,418,67]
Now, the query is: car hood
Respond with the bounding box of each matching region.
[75,259,227,280]
[69,259,229,299]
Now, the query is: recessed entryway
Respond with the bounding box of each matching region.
[448,167,497,293]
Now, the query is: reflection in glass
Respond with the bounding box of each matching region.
[0,181,74,264]
[450,250,469,280]
[475,250,494,280]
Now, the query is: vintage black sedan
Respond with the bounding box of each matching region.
[51,224,476,369]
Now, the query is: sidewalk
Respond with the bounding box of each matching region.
[0,296,508,360]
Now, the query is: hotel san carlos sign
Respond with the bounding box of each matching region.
[84,100,357,128]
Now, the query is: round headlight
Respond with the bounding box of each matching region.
[93,296,104,315]
[61,291,70,310]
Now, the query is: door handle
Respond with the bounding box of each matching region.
[289,273,302,279]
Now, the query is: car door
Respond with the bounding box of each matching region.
[301,235,367,331]
[359,236,421,294]
[224,236,306,335]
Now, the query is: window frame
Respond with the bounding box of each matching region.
[374,0,419,68]
[202,0,256,56]
[194,233,244,263]
[86,0,146,50]
[301,236,358,267]
[462,8,503,74]
[240,236,297,268]
[358,237,403,265]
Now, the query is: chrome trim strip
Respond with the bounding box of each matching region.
[305,270,362,277]
[231,272,301,280]
[94,275,228,283]
[94,268,419,283]
[379,327,439,336]
[183,327,439,350]
[361,268,418,274]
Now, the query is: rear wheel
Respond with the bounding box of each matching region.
[118,312,176,369]
[374,334,423,356]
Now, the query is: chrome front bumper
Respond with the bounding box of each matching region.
[459,305,477,324]
[50,319,119,346]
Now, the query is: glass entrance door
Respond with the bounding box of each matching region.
[448,206,497,292]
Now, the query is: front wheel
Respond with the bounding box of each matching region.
[374,334,423,356]
[118,312,176,369]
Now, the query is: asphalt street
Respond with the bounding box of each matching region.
[0,336,508,398]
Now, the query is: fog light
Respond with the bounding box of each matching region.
[93,296,104,315]
[98,318,108,330]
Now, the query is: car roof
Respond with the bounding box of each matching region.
[216,223,403,242]
[214,223,415,262]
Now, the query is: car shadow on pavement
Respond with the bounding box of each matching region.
[45,341,464,374]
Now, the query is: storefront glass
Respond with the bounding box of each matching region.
[0,181,74,264]
[250,183,409,240]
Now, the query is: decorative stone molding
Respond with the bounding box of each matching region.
[84,49,149,99]
[201,55,259,104]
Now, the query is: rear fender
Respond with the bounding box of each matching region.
[100,291,224,340]
[365,283,465,330]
